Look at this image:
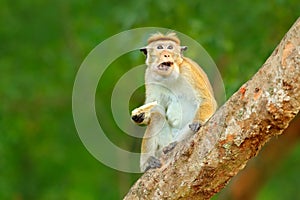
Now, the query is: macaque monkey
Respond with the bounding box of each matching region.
[131,32,217,172]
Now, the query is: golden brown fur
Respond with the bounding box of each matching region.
[179,57,217,124]
[147,32,180,45]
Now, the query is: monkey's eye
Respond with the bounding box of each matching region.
[167,45,173,50]
[157,45,163,49]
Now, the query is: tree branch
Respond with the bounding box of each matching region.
[219,115,300,200]
[124,17,300,200]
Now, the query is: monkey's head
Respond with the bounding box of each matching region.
[140,32,187,78]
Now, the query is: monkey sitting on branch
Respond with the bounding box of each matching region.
[131,32,217,172]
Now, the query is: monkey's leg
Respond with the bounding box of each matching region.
[131,101,158,125]
[140,135,162,172]
[140,105,170,172]
[140,134,162,172]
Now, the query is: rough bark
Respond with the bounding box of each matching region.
[219,115,300,200]
[124,17,300,200]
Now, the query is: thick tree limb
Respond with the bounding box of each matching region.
[220,115,300,200]
[124,17,300,200]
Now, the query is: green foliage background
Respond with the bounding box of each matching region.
[1,0,299,199]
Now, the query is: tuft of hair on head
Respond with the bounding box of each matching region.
[147,32,180,45]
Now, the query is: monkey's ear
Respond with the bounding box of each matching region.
[140,47,147,56]
[181,46,188,52]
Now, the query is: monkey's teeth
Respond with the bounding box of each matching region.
[158,62,173,71]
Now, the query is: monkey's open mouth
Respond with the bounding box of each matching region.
[157,62,173,71]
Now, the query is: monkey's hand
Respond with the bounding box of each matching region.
[131,101,158,125]
[189,121,202,132]
[144,156,162,172]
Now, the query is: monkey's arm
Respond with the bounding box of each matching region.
[181,58,217,131]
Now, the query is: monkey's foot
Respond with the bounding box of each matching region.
[144,156,162,171]
[163,141,177,154]
[189,121,202,132]
[131,101,158,124]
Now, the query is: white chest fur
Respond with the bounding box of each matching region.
[145,72,200,131]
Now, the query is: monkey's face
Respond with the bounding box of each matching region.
[141,40,187,78]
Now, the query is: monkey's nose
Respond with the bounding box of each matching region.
[162,53,171,58]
